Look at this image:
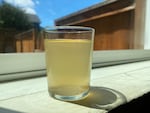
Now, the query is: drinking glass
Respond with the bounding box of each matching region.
[44,26,94,101]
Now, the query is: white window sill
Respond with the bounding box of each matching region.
[0,60,150,113]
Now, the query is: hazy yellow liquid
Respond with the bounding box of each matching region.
[44,39,92,98]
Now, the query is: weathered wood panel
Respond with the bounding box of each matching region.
[75,11,134,50]
[15,29,35,52]
[0,28,19,53]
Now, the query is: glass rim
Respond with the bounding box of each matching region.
[43,26,94,34]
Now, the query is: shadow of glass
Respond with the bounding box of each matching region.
[0,107,23,113]
[69,86,127,111]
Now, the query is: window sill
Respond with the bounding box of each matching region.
[0,60,150,113]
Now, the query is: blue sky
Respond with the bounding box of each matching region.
[2,0,104,27]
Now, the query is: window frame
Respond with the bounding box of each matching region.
[0,53,46,82]
[1,49,150,82]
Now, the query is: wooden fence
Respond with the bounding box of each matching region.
[55,0,136,50]
[15,29,44,53]
[0,28,19,53]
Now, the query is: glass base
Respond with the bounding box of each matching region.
[49,90,89,101]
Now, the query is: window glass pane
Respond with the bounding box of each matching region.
[0,0,149,53]
[1,0,150,82]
